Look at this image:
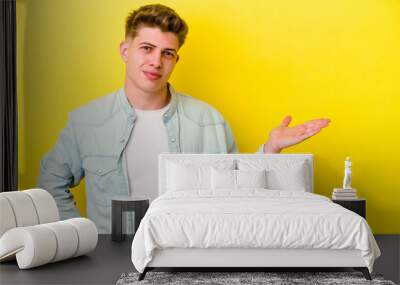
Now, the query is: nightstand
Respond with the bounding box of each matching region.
[332,198,366,219]
[111,196,150,242]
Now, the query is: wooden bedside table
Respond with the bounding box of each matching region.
[332,198,366,219]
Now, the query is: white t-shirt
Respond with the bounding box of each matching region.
[125,103,170,201]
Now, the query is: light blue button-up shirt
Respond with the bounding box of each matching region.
[38,85,257,233]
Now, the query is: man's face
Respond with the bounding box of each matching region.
[120,26,180,94]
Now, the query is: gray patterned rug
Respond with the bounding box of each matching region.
[116,271,396,285]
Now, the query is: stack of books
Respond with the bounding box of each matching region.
[332,188,358,200]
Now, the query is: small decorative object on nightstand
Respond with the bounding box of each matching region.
[111,196,149,242]
[342,156,352,190]
[332,157,359,200]
[332,198,366,219]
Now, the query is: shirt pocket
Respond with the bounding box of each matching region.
[83,156,118,176]
[83,156,119,206]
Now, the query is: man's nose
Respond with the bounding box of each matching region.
[149,52,162,68]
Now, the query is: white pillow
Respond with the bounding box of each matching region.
[237,159,308,191]
[167,160,235,191]
[211,168,236,189]
[267,165,307,191]
[211,169,267,190]
[167,163,208,191]
[237,169,267,188]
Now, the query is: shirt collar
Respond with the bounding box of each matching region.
[117,83,178,120]
[163,83,178,121]
[117,88,135,118]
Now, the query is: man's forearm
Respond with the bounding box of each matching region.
[38,158,81,220]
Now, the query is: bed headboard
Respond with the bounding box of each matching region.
[158,153,314,195]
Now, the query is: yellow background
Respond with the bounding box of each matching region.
[16,0,400,233]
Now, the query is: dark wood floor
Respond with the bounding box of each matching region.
[0,234,398,284]
[374,234,400,284]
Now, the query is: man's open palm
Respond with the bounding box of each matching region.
[264,116,330,153]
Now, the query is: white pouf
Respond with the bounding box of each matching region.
[0,189,98,269]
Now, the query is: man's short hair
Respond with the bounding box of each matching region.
[125,4,188,47]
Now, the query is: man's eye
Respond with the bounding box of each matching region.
[142,46,152,52]
[163,51,175,58]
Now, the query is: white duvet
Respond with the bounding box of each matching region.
[131,190,380,273]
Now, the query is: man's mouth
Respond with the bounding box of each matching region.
[143,71,162,81]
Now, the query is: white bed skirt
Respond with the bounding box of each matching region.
[148,248,366,268]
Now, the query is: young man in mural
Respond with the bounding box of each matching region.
[38,4,330,233]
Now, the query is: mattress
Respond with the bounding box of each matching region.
[131,189,380,273]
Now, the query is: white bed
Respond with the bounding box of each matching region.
[131,154,380,280]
